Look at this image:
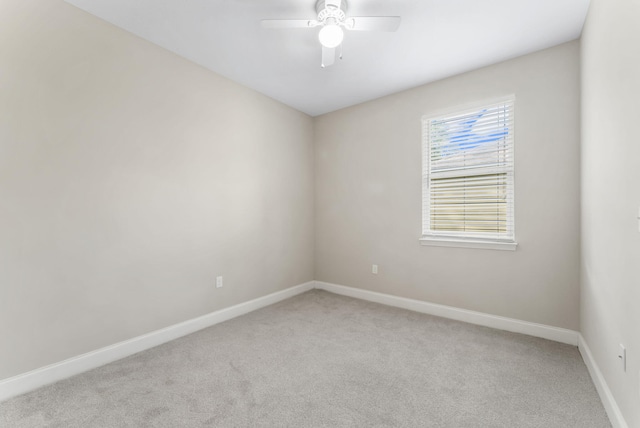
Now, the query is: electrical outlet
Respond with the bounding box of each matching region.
[372,264,378,275]
[216,276,223,288]
[618,344,626,372]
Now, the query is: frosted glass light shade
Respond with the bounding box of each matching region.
[318,24,344,48]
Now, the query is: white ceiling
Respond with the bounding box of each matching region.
[64,0,590,116]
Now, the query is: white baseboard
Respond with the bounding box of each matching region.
[578,334,629,428]
[0,281,315,403]
[314,281,579,346]
[0,280,590,407]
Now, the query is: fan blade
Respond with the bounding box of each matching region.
[261,19,320,29]
[345,16,401,32]
[321,46,336,68]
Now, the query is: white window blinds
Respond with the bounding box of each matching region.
[422,97,515,244]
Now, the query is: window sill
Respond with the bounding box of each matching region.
[419,237,517,251]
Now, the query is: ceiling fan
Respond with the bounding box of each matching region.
[261,0,401,68]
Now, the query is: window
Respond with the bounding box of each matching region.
[421,97,516,250]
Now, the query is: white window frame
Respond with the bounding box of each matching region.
[420,96,517,251]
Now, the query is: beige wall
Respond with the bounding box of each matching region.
[315,41,581,330]
[0,1,314,380]
[581,0,640,426]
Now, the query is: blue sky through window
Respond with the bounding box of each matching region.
[434,108,509,158]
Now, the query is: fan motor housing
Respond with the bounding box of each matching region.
[316,0,347,22]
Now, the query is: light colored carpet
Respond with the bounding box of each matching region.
[0,290,610,427]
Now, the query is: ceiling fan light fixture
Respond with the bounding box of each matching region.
[318,22,344,48]
[262,0,400,67]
